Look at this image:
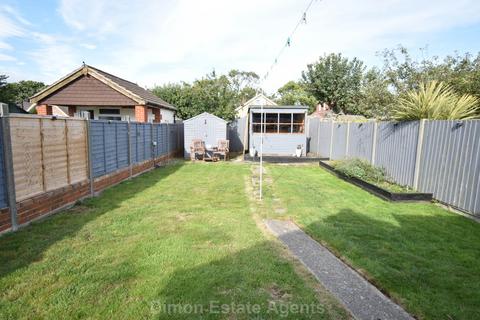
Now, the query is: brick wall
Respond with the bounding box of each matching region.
[36,104,52,115]
[17,181,90,225]
[135,105,148,123]
[0,181,90,232]
[0,150,178,234]
[0,208,11,233]
[93,151,176,193]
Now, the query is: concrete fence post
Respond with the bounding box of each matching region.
[127,119,133,178]
[345,121,351,158]
[0,104,18,230]
[167,123,170,158]
[150,122,154,164]
[177,124,181,154]
[85,118,94,196]
[316,119,321,156]
[329,120,334,159]
[102,122,107,177]
[413,119,426,190]
[371,120,378,165]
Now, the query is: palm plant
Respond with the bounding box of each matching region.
[392,81,479,120]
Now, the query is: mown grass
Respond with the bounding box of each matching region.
[264,164,480,320]
[0,162,348,319]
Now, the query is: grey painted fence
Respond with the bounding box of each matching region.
[417,120,480,215]
[308,117,480,216]
[90,121,129,178]
[90,121,183,178]
[228,117,247,152]
[331,122,348,160]
[307,119,332,158]
[375,121,419,187]
[348,122,374,162]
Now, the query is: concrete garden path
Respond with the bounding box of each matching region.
[265,219,414,320]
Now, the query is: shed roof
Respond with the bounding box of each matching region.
[183,112,228,124]
[30,64,176,110]
[249,105,308,110]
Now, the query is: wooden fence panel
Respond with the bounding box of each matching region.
[9,117,89,201]
[42,119,69,191]
[67,120,88,184]
[10,118,43,200]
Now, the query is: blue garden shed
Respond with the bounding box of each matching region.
[183,112,228,159]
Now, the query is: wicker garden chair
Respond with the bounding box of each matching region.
[190,139,205,160]
[214,139,229,161]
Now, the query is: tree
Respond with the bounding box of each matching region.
[190,72,238,120]
[0,78,45,105]
[227,69,259,104]
[0,75,7,87]
[152,70,259,121]
[151,82,196,120]
[275,81,317,112]
[8,80,46,104]
[378,46,480,99]
[301,53,365,114]
[0,75,9,103]
[357,68,396,119]
[392,81,479,120]
[439,53,480,99]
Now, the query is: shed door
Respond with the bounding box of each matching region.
[203,118,217,147]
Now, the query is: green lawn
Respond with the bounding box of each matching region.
[0,162,348,319]
[264,164,480,320]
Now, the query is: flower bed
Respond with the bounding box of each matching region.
[319,160,433,202]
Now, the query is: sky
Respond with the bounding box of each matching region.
[1,0,480,93]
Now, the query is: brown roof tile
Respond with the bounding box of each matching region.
[89,66,176,110]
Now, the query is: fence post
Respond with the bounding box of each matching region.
[345,121,351,158]
[167,123,170,159]
[102,122,107,177]
[329,120,334,159]
[0,104,18,230]
[86,118,94,196]
[413,119,426,190]
[64,120,71,184]
[316,119,321,156]
[371,120,378,165]
[177,124,181,154]
[150,122,155,165]
[127,119,133,178]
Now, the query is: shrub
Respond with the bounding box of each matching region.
[332,159,386,183]
[392,81,479,120]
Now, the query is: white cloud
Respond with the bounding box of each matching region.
[1,5,32,26]
[0,53,16,61]
[53,0,480,93]
[2,0,477,92]
[29,43,79,80]
[0,7,25,38]
[0,41,13,50]
[80,43,96,50]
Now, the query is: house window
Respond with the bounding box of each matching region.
[99,116,122,120]
[98,108,122,121]
[99,108,120,115]
[252,111,305,134]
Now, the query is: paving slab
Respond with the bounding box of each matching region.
[264,219,414,320]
